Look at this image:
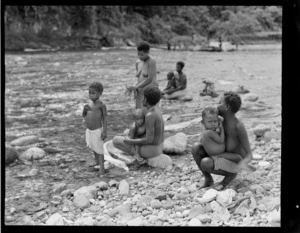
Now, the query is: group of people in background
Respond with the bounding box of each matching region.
[82,41,255,190]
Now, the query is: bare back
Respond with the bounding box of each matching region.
[145,107,164,145]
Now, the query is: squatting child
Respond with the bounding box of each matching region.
[83,82,107,175]
[128,109,147,164]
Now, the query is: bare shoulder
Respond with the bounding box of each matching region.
[203,130,216,137]
[148,58,156,66]
[235,119,246,131]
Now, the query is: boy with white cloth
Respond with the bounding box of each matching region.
[83,82,107,175]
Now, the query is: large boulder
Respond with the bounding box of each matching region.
[74,186,98,200]
[20,147,46,161]
[163,132,188,154]
[147,154,173,169]
[10,135,39,146]
[5,145,20,164]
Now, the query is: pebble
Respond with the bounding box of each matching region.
[258,161,270,167]
[119,180,130,195]
[188,218,202,226]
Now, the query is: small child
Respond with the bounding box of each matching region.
[201,107,225,156]
[128,109,147,164]
[201,107,242,173]
[162,71,177,95]
[83,82,107,175]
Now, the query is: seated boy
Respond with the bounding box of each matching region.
[127,109,147,164]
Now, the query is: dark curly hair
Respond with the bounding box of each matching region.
[202,107,219,118]
[143,85,161,106]
[177,61,185,69]
[89,82,103,93]
[223,91,242,113]
[137,41,150,52]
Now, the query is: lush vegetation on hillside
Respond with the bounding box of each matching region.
[4,5,282,51]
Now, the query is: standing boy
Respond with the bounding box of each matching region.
[83,82,107,175]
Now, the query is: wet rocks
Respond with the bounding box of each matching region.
[257,196,280,211]
[119,180,130,195]
[93,181,108,190]
[127,217,145,226]
[150,199,162,209]
[74,186,98,200]
[10,135,39,146]
[264,130,281,142]
[188,218,202,226]
[216,189,236,206]
[75,216,95,226]
[147,154,173,169]
[46,213,64,225]
[211,201,231,222]
[5,145,20,164]
[52,183,67,194]
[108,180,119,187]
[189,205,206,218]
[73,194,91,209]
[163,132,188,154]
[109,204,131,217]
[252,153,263,160]
[258,161,271,167]
[20,147,46,161]
[198,189,218,204]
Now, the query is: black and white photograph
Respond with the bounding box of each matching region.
[2,4,297,229]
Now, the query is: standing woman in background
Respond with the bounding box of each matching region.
[127,41,158,109]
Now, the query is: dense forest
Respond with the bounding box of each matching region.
[4,5,282,51]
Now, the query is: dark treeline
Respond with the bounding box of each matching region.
[4,5,282,51]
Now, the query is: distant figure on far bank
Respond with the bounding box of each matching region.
[162,61,187,100]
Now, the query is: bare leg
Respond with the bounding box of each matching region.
[191,142,214,188]
[94,152,100,165]
[98,154,105,175]
[201,157,239,190]
[112,136,135,156]
[133,145,146,164]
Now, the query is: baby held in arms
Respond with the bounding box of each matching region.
[201,107,242,173]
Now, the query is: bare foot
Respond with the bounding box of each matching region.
[199,176,214,189]
[214,173,237,190]
[98,167,106,177]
